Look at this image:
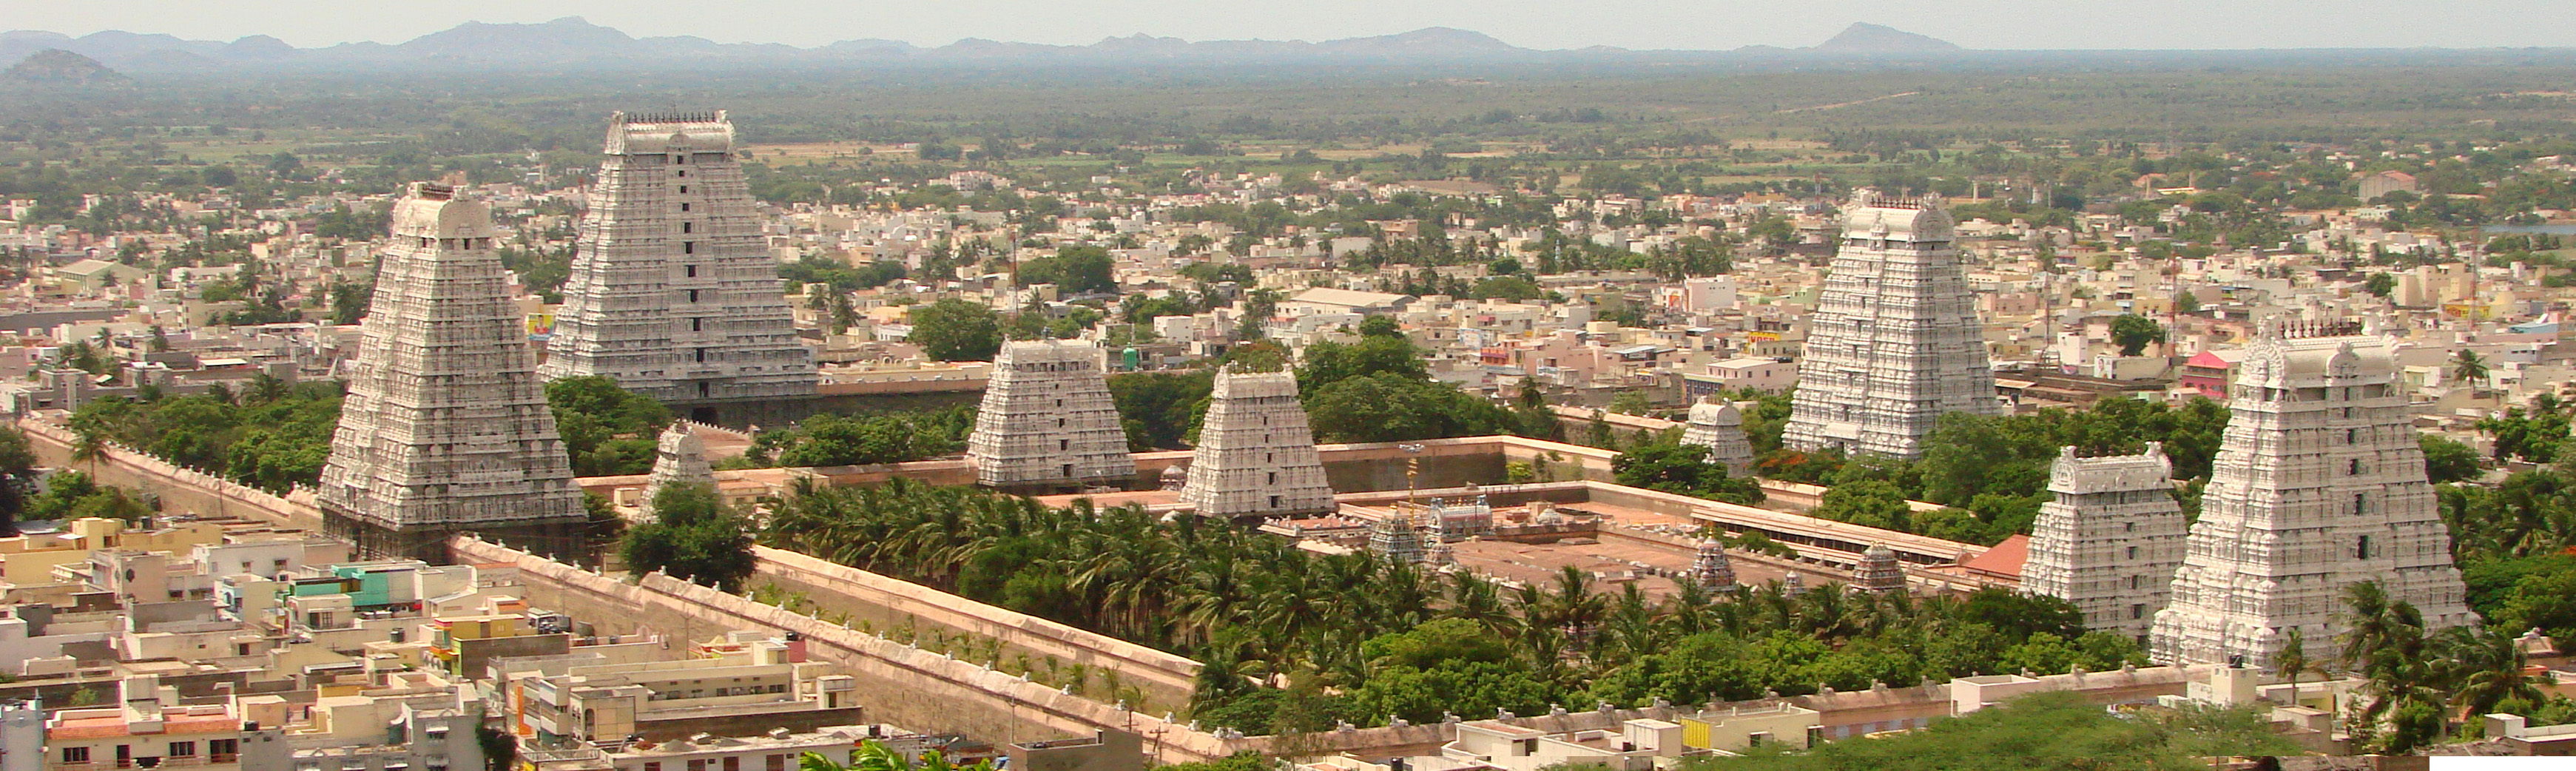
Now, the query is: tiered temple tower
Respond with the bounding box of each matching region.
[542,111,816,421]
[1783,191,1998,459]
[2150,328,2475,664]
[2025,443,2187,644]
[1681,400,1756,478]
[317,184,589,562]
[1369,511,1425,564]
[1181,368,1335,519]
[967,340,1136,491]
[1690,540,1738,589]
[1853,544,1904,593]
[640,424,715,514]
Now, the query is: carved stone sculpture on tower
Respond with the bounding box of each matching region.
[1681,399,1756,478]
[1181,368,1335,519]
[641,423,715,515]
[2025,443,2187,642]
[1369,511,1424,564]
[542,111,816,417]
[317,184,589,562]
[966,340,1136,491]
[1691,539,1738,589]
[1854,544,1904,593]
[1783,191,1999,459]
[2150,329,2475,664]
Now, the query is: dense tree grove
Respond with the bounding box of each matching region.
[620,482,758,592]
[741,406,977,468]
[1296,322,1516,443]
[1694,691,2296,770]
[544,376,673,477]
[67,376,343,492]
[908,298,1005,362]
[761,479,2145,732]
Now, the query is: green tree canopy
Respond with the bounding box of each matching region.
[2108,314,2168,357]
[545,377,672,477]
[621,483,756,592]
[908,298,1004,362]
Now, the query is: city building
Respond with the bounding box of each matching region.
[2024,444,2187,644]
[965,340,1135,491]
[1680,400,1755,478]
[1782,192,2000,459]
[542,112,817,422]
[2151,327,2475,665]
[1179,368,1335,519]
[317,184,590,562]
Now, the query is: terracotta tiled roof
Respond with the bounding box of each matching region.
[48,717,130,739]
[1958,533,2030,579]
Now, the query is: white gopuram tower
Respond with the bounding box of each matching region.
[1680,399,1756,478]
[542,111,816,419]
[1369,511,1425,565]
[967,340,1136,491]
[318,184,589,562]
[2151,326,2475,665]
[1181,368,1335,519]
[1782,191,1998,459]
[640,424,715,515]
[1690,539,1738,590]
[2025,443,2188,644]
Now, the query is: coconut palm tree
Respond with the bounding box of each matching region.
[2437,625,2543,718]
[2271,626,2316,708]
[2452,349,2490,392]
[803,741,992,771]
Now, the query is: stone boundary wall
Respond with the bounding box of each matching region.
[16,417,325,531]
[749,546,1201,710]
[447,536,1245,764]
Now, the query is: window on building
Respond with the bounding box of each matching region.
[2131,604,2146,619]
[768,757,787,771]
[684,241,696,255]
[169,741,195,757]
[687,289,700,303]
[2347,428,2359,444]
[64,747,89,764]
[645,763,661,771]
[678,185,689,194]
[683,221,694,234]
[681,202,692,212]
[685,265,698,277]
[2124,522,2135,532]
[2350,458,2362,475]
[691,317,703,331]
[1270,495,1282,508]
[2357,535,2373,559]
[209,739,237,760]
[2356,493,2368,515]
[1268,471,1278,485]
[2129,575,2141,590]
[689,761,707,771]
[1059,439,1069,451]
[2125,545,2139,559]
[724,758,740,771]
[1060,463,1074,477]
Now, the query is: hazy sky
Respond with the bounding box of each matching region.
[4,0,2572,51]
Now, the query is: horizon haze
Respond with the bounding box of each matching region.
[4,0,2575,52]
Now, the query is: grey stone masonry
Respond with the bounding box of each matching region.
[2025,443,2187,642]
[542,111,816,404]
[1783,191,1999,459]
[967,340,1136,489]
[318,184,587,560]
[2151,326,2475,665]
[641,423,714,514]
[1681,399,1756,478]
[1180,368,1335,519]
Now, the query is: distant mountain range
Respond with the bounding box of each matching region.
[0,18,1972,73]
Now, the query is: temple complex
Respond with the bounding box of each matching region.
[1783,191,1999,459]
[317,184,590,562]
[2151,328,2475,664]
[1853,544,1904,593]
[2024,443,2188,644]
[1368,511,1425,564]
[966,340,1135,491]
[1180,368,1335,519]
[1691,540,1738,589]
[542,111,816,422]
